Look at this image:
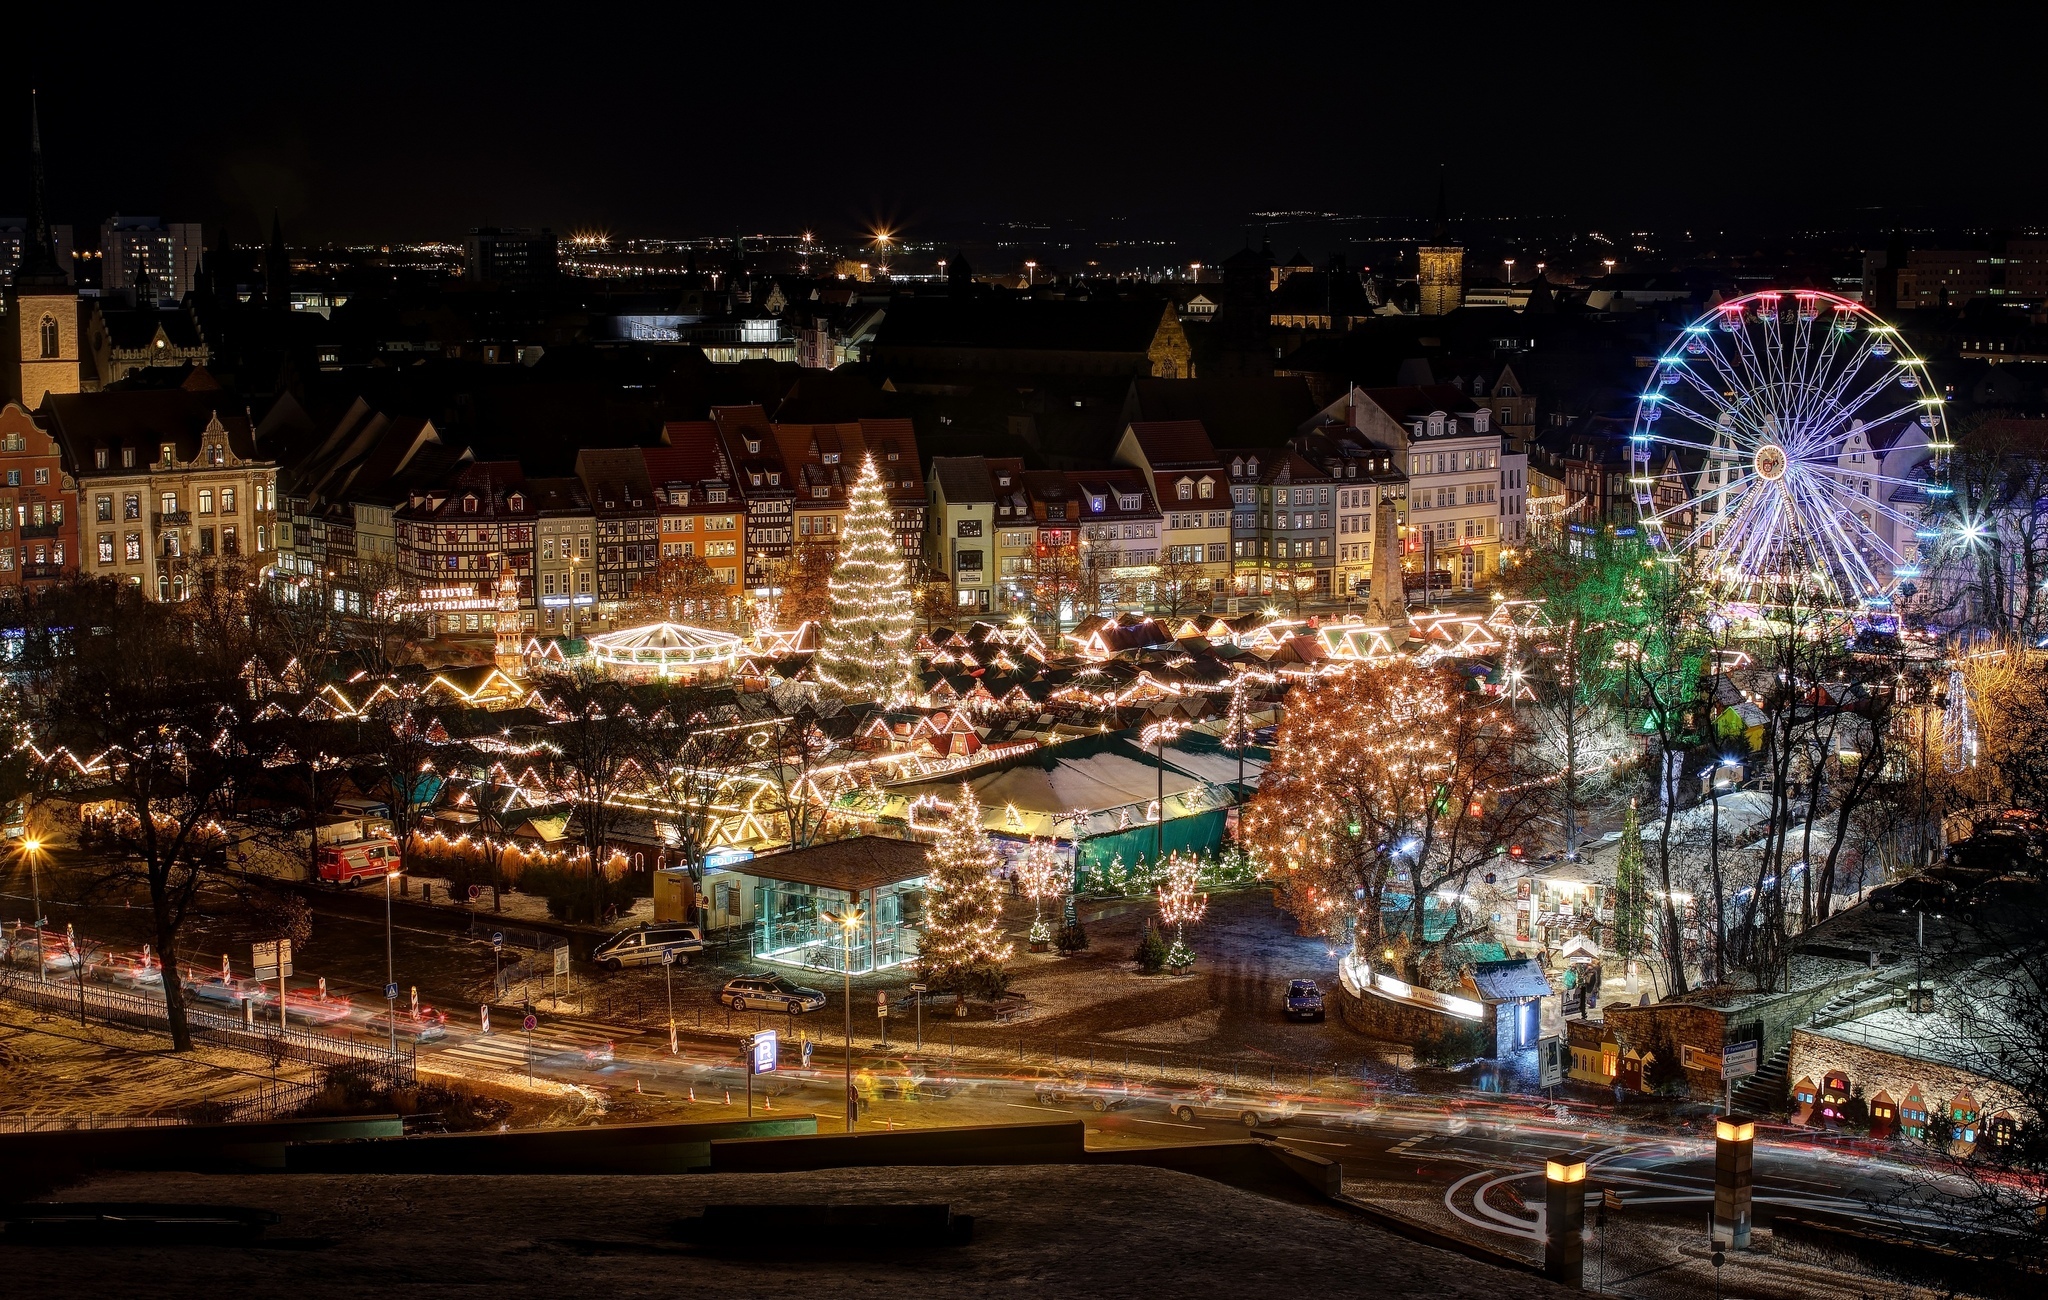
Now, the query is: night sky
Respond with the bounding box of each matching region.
[9,5,2044,243]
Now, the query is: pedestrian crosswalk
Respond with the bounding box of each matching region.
[434,1015,643,1073]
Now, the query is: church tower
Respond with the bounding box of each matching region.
[1416,168,1464,317]
[8,92,80,408]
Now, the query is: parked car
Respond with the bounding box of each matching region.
[1868,875,1959,914]
[367,1006,448,1043]
[592,923,705,971]
[1284,979,1326,1022]
[1958,874,2047,917]
[183,974,269,1006]
[1164,1086,1302,1128]
[720,973,827,1014]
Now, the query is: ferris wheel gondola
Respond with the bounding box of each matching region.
[1630,290,1950,612]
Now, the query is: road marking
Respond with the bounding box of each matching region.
[1276,1136,1347,1147]
[1126,1116,1205,1129]
[1004,1102,1068,1114]
[1387,1135,1431,1156]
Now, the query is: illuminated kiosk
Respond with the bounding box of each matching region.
[587,621,743,683]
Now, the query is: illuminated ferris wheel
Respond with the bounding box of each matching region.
[1630,290,1950,610]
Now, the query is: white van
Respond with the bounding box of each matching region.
[592,923,706,971]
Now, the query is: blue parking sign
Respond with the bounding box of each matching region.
[749,1029,778,1075]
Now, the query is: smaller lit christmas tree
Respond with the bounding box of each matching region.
[814,454,917,702]
[1156,851,1208,972]
[919,783,1015,994]
[1016,838,1064,947]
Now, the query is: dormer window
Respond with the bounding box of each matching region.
[94,448,108,469]
[507,493,525,512]
[1089,495,1105,513]
[1197,478,1214,499]
[1473,410,1491,433]
[160,442,176,465]
[822,451,840,465]
[745,438,762,454]
[1426,414,1445,437]
[670,488,688,505]
[463,494,478,513]
[1246,457,1259,477]
[1230,458,1244,478]
[708,487,726,503]
[813,486,830,498]
[750,473,763,486]
[767,472,780,485]
[1176,479,1193,501]
[997,474,1011,488]
[1118,493,1141,511]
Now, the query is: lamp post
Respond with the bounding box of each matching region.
[385,868,401,1058]
[1141,720,1184,864]
[823,903,866,1132]
[1713,1115,1755,1250]
[22,837,45,982]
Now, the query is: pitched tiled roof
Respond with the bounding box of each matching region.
[931,455,995,504]
[1125,419,1219,469]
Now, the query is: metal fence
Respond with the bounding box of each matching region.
[0,1112,188,1133]
[466,916,562,953]
[0,966,415,1084]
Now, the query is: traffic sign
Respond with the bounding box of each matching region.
[1538,1036,1566,1088]
[385,982,399,1000]
[492,932,504,951]
[910,983,927,993]
[876,989,889,1018]
[748,1029,778,1075]
[1721,1040,1760,1079]
[252,939,293,980]
[553,945,570,977]
[1603,1189,1623,1211]
[523,1013,537,1031]
[662,946,678,966]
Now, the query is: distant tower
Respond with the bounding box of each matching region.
[8,91,81,408]
[1364,496,1409,632]
[1416,168,1464,317]
[494,561,525,678]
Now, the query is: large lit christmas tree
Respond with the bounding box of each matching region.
[813,453,917,702]
[918,783,1014,994]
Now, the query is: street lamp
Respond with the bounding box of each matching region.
[821,903,867,1132]
[1141,720,1184,863]
[385,867,402,1058]
[21,837,44,982]
[1024,260,1037,286]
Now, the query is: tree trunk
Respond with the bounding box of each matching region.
[151,891,194,1053]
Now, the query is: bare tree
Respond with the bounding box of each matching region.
[30,578,253,1051]
[1920,414,2048,639]
[542,671,638,920]
[1153,547,1210,620]
[640,691,760,884]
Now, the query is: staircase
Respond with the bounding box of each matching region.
[1731,1043,1792,1115]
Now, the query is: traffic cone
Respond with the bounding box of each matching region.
[688,1085,697,1103]
[764,1093,772,1111]
[723,1089,731,1105]
[636,1079,642,1094]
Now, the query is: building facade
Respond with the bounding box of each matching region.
[0,401,77,591]
[1114,420,1231,604]
[45,389,278,601]
[393,461,535,635]
[575,448,659,617]
[99,216,203,305]
[528,476,595,635]
[1226,450,1336,598]
[927,456,999,613]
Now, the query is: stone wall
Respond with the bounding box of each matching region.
[1602,971,1866,1099]
[1787,1029,2016,1129]
[1336,981,1497,1050]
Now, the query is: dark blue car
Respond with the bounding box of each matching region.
[1284,979,1325,1022]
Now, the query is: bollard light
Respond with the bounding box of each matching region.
[1714,1112,1756,1251]
[1544,1159,1588,1285]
